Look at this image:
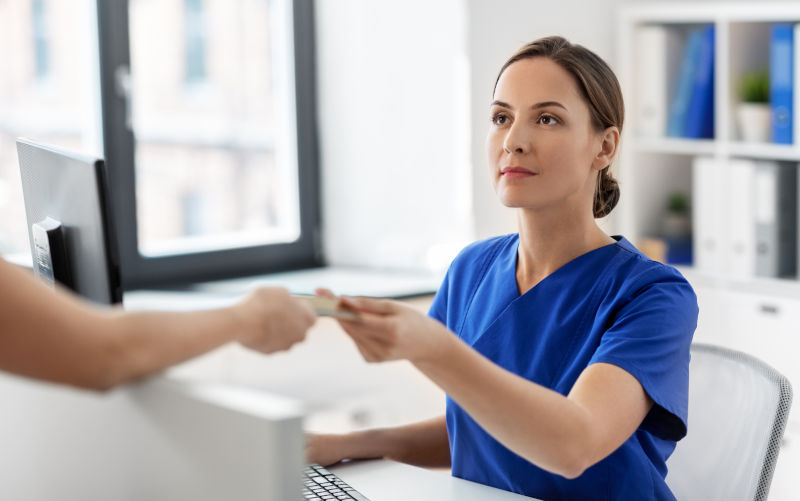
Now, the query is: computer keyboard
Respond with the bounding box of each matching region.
[303,463,371,501]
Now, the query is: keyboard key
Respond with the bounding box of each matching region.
[303,464,370,501]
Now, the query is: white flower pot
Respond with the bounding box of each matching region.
[737,102,772,143]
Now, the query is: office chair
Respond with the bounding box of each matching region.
[665,343,793,501]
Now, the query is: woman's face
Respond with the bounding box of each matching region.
[487,57,606,213]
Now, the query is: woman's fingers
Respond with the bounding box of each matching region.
[353,340,383,363]
[338,319,398,362]
[337,310,394,332]
[305,433,348,466]
[340,296,397,315]
[330,297,417,363]
[340,322,392,346]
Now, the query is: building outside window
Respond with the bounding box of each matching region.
[1,0,321,286]
[0,0,101,259]
[32,0,50,80]
[184,0,207,84]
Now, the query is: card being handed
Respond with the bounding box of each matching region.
[293,294,359,319]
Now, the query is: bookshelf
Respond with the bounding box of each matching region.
[616,2,800,424]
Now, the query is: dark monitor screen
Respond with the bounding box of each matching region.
[16,138,122,304]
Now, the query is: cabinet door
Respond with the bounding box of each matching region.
[725,291,800,423]
[692,157,723,275]
[692,285,727,346]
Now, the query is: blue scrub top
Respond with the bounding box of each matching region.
[428,234,698,501]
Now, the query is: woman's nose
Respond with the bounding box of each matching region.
[503,123,530,154]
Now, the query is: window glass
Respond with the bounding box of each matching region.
[0,0,102,259]
[184,0,207,83]
[128,0,300,257]
[32,0,50,80]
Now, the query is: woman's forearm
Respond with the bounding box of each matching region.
[414,337,597,478]
[378,415,451,467]
[332,296,651,477]
[339,416,451,468]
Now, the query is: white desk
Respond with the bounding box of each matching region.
[189,265,442,298]
[125,289,538,500]
[331,460,539,500]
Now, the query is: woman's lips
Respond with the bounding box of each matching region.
[501,166,537,179]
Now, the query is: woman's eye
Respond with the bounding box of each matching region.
[538,114,558,125]
[491,113,509,126]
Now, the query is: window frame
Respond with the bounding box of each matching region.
[96,0,323,289]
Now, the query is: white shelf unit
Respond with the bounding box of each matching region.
[616,3,800,427]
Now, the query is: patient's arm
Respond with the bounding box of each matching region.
[0,258,315,391]
[306,415,450,468]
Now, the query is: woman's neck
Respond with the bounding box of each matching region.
[515,207,614,294]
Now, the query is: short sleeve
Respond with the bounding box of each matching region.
[589,269,698,441]
[427,270,449,324]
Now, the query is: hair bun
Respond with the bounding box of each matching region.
[594,170,620,218]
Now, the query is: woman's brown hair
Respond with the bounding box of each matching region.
[495,36,623,218]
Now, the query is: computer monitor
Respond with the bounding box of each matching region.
[16,138,122,304]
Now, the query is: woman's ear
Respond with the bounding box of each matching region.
[592,126,620,171]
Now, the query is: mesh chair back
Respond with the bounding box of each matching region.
[665,343,793,501]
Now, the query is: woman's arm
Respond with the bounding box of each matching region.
[307,415,450,468]
[417,344,651,478]
[334,297,652,479]
[0,258,316,390]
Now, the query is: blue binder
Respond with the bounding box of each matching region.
[667,29,703,138]
[685,25,715,139]
[770,24,794,144]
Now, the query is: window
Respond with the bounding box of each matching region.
[0,0,320,284]
[184,0,207,84]
[0,0,102,260]
[100,0,321,286]
[32,0,50,80]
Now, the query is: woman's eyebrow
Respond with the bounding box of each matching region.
[490,100,568,111]
[531,101,567,111]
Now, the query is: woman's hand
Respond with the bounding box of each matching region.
[306,433,361,466]
[316,289,453,365]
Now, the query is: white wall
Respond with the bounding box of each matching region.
[315,0,473,271]
[465,0,626,239]
[317,0,749,269]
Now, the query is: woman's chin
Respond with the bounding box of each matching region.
[497,194,539,209]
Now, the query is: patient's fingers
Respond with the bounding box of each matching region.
[314,288,336,299]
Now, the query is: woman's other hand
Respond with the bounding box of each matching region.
[306,433,360,466]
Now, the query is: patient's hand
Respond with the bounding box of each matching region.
[232,287,317,354]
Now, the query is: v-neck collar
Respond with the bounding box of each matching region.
[509,234,624,298]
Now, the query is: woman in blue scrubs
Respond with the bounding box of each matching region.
[308,36,697,500]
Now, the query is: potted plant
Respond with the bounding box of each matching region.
[736,70,771,142]
[662,192,692,264]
